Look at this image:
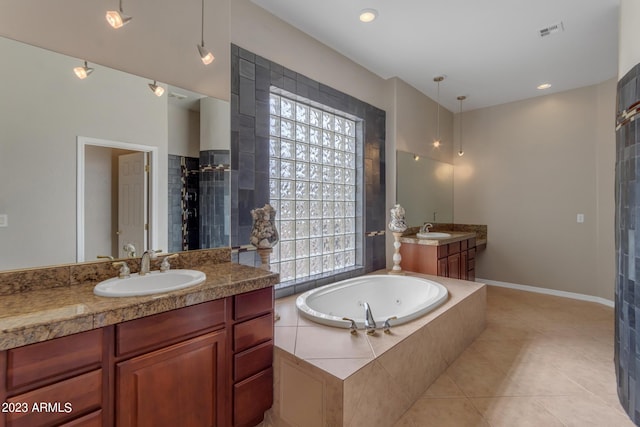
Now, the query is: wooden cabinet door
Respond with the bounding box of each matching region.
[116,330,226,427]
[447,253,461,279]
[460,250,469,280]
[437,257,448,276]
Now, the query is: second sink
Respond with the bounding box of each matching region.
[94,269,206,297]
[416,232,452,239]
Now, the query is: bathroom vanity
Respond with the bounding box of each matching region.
[0,249,277,427]
[399,232,477,280]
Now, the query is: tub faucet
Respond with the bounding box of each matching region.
[342,317,358,335]
[420,222,433,233]
[363,302,376,335]
[383,316,398,334]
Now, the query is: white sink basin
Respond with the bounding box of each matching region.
[94,269,206,297]
[416,232,452,239]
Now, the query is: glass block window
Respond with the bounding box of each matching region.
[269,92,358,283]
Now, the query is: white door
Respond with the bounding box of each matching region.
[118,152,148,258]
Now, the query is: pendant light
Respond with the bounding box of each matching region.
[433,76,444,148]
[197,0,215,65]
[73,61,93,80]
[148,80,164,97]
[457,95,466,156]
[106,0,132,29]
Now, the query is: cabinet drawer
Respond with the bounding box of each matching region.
[117,299,225,356]
[234,340,273,382]
[233,367,273,427]
[461,239,468,251]
[234,287,274,321]
[59,410,102,427]
[234,313,274,353]
[7,329,103,391]
[5,369,102,427]
[468,247,476,260]
[448,241,461,255]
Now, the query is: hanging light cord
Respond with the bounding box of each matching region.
[201,0,205,46]
[436,81,441,141]
[458,96,465,155]
[119,0,124,13]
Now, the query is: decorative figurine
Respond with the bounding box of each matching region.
[388,204,407,275]
[250,204,279,270]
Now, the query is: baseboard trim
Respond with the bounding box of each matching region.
[477,278,615,308]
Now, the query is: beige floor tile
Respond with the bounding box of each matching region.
[475,320,543,341]
[551,354,618,396]
[445,348,510,397]
[536,394,636,427]
[422,372,465,398]
[498,360,590,397]
[405,397,490,427]
[470,396,564,427]
[392,413,416,427]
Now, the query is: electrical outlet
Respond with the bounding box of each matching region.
[577,213,584,223]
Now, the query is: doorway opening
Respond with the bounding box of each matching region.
[76,136,158,262]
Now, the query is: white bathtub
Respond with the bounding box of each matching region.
[296,274,448,329]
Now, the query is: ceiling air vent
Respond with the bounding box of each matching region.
[168,92,188,100]
[539,21,564,38]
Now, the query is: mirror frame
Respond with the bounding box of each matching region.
[76,136,159,262]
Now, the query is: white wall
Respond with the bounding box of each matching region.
[619,0,640,78]
[168,104,200,158]
[84,146,113,260]
[453,79,616,300]
[200,97,231,151]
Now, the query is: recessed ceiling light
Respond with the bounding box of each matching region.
[537,83,552,90]
[359,9,378,23]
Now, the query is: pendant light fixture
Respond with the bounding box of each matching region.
[197,0,215,65]
[457,95,466,156]
[148,80,164,97]
[433,76,444,148]
[106,0,132,29]
[73,61,93,80]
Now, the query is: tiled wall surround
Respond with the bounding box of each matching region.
[230,45,387,279]
[268,276,486,426]
[0,248,231,296]
[200,150,231,249]
[168,155,200,252]
[615,62,640,423]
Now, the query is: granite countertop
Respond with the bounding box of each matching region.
[0,262,279,351]
[400,231,478,246]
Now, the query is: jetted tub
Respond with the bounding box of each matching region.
[296,274,448,329]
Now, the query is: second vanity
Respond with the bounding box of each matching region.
[0,248,278,427]
[399,231,480,280]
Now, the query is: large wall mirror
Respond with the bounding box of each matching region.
[0,36,230,271]
[396,150,453,227]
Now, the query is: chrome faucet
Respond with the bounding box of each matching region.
[363,302,376,335]
[420,222,433,233]
[140,249,159,275]
[383,316,398,334]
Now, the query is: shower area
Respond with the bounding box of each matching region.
[168,150,230,252]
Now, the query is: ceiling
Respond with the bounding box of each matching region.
[251,0,620,112]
